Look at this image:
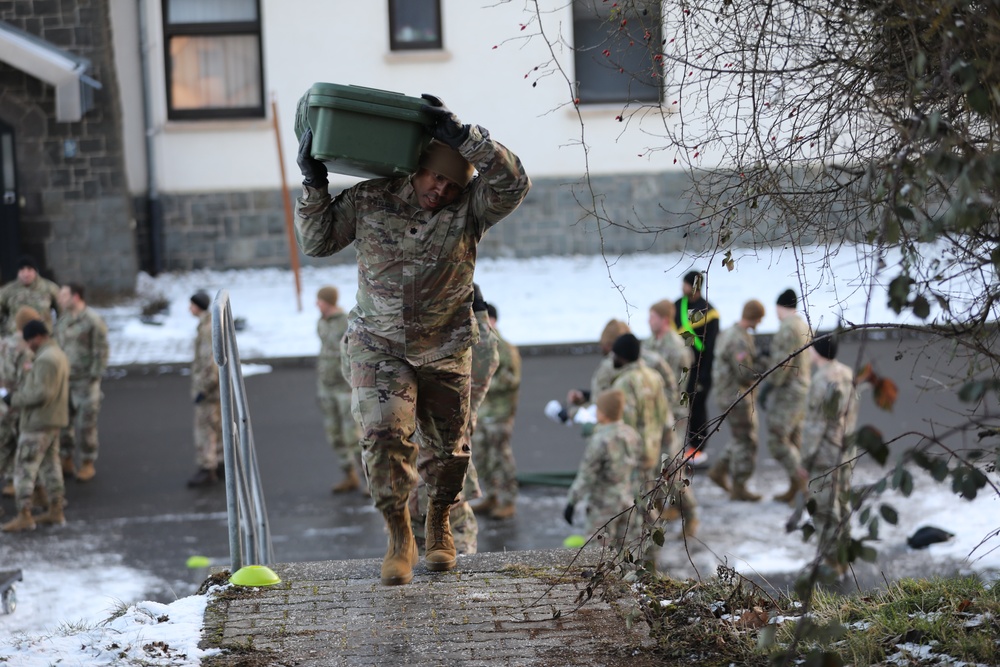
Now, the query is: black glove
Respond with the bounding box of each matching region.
[420,94,471,149]
[194,392,206,405]
[2,393,11,407]
[563,503,575,525]
[296,128,328,188]
[472,283,487,312]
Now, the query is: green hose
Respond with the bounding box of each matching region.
[515,471,578,487]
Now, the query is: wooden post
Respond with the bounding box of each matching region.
[271,94,303,312]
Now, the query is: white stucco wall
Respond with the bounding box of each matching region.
[119,0,682,194]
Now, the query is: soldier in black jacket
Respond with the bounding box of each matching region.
[674,271,720,467]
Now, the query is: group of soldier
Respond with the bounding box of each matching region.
[0,255,109,533]
[550,270,862,573]
[312,282,522,556]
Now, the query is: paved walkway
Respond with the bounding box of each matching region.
[202,548,659,666]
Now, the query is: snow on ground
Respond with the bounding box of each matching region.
[100,244,949,366]
[0,245,995,665]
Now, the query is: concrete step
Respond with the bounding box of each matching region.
[202,548,659,666]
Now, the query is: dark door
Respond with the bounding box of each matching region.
[0,119,21,283]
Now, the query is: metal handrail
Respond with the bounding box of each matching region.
[211,289,274,571]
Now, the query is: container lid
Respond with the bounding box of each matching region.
[308,83,427,113]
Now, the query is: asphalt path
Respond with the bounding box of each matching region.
[0,334,983,600]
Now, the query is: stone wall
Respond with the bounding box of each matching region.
[0,0,137,297]
[154,172,722,272]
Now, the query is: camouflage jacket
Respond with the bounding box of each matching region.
[0,333,32,421]
[712,323,760,405]
[54,306,109,382]
[191,311,218,401]
[591,351,678,412]
[646,330,693,385]
[612,360,669,470]
[567,420,641,509]
[479,329,521,421]
[470,311,500,418]
[802,360,860,474]
[762,313,811,393]
[0,276,61,334]
[11,339,69,432]
[317,310,349,390]
[295,126,530,366]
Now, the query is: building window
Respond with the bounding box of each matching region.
[572,0,662,104]
[163,0,265,120]
[388,0,442,51]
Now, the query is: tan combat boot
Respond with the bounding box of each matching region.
[331,468,360,494]
[490,502,516,520]
[1,481,13,497]
[61,455,76,478]
[380,507,419,586]
[707,459,731,492]
[468,495,496,515]
[31,484,47,509]
[681,516,700,539]
[424,500,457,571]
[730,481,762,502]
[35,497,66,527]
[76,461,96,482]
[2,507,36,532]
[773,475,806,505]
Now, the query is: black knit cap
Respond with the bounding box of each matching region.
[777,289,797,308]
[812,333,838,360]
[683,270,703,287]
[17,255,37,271]
[190,292,211,311]
[611,333,641,362]
[22,319,48,341]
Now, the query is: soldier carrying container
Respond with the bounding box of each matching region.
[294,93,530,586]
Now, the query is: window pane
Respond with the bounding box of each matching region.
[169,35,261,110]
[168,0,257,24]
[389,0,441,48]
[573,1,662,103]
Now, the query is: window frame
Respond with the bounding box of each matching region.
[388,0,443,51]
[162,0,266,121]
[571,0,663,105]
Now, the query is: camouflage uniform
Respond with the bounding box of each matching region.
[409,311,497,553]
[760,313,812,477]
[191,310,222,471]
[0,277,60,334]
[317,310,361,474]
[295,124,529,515]
[0,334,33,481]
[802,359,859,553]
[9,339,69,510]
[473,326,521,508]
[711,324,761,485]
[54,306,109,464]
[567,420,643,542]
[646,330,693,420]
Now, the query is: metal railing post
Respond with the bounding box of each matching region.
[212,289,274,571]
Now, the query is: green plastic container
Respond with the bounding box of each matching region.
[294,83,433,179]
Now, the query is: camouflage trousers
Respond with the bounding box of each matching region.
[715,396,759,485]
[60,379,103,463]
[349,340,472,514]
[0,408,19,479]
[194,399,223,470]
[807,464,853,555]
[13,428,64,510]
[318,385,362,472]
[766,385,806,477]
[471,415,518,506]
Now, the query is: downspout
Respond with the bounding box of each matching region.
[137,0,163,275]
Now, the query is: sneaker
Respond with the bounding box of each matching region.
[685,448,708,468]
